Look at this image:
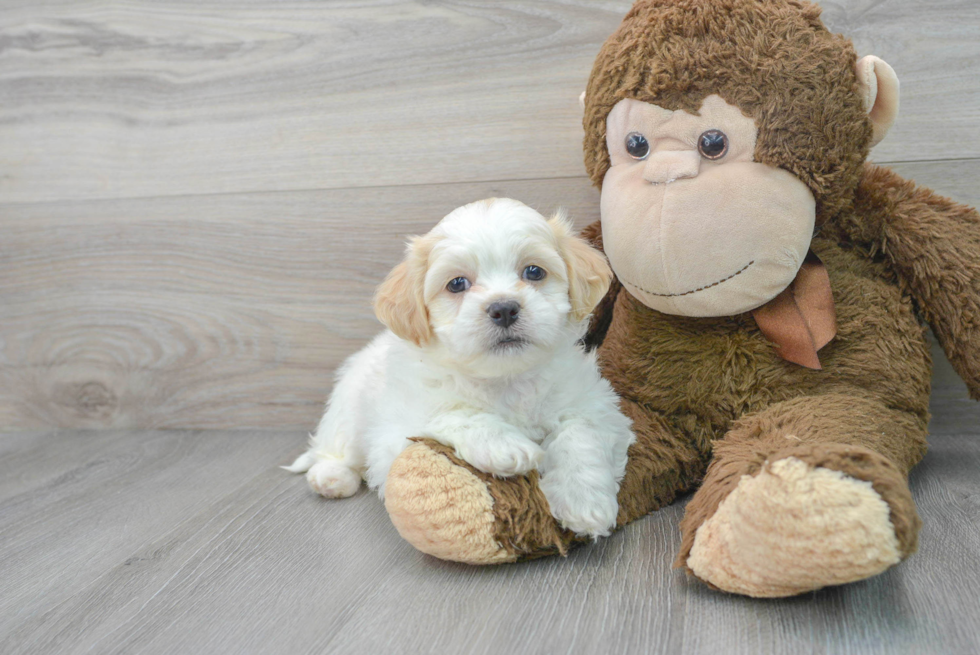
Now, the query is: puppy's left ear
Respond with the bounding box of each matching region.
[549,210,612,322]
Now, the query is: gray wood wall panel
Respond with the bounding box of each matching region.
[0,177,603,430]
[3,162,978,430]
[2,1,979,430]
[0,1,630,203]
[1,1,977,205]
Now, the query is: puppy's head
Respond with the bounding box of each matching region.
[374,198,611,377]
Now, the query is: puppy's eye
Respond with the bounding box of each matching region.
[522,265,546,282]
[697,129,729,160]
[625,132,650,160]
[446,277,471,293]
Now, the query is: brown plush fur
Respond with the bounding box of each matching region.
[404,228,936,563]
[415,440,579,559]
[583,0,872,224]
[381,0,980,593]
[838,164,980,399]
[674,397,926,570]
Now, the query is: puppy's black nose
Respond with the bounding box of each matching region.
[487,301,520,328]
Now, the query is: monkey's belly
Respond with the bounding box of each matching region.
[597,238,932,451]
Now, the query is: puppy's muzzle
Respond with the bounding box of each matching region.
[487,300,520,328]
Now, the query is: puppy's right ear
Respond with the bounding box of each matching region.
[373,236,434,346]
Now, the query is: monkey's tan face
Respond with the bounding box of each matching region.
[601,95,816,317]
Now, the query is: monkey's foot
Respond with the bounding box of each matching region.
[384,439,579,564]
[685,453,915,598]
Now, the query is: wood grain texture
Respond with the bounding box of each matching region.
[1,355,978,655]
[2,0,980,430]
[0,0,629,203]
[0,429,295,644]
[0,177,602,430]
[2,2,979,652]
[3,161,979,431]
[0,0,977,204]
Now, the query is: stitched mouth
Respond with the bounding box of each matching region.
[622,261,754,298]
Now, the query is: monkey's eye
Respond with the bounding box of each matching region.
[522,265,546,282]
[625,132,650,160]
[697,130,729,160]
[447,277,471,293]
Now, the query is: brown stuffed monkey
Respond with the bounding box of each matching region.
[381,0,980,597]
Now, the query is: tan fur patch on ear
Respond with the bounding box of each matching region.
[373,236,435,345]
[549,210,613,322]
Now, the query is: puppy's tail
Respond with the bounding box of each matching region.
[282,448,318,474]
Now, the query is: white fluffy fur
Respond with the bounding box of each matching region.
[285,198,634,538]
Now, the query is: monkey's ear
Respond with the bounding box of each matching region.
[578,91,586,110]
[549,210,613,322]
[856,55,900,148]
[373,236,434,346]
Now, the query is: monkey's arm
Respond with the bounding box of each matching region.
[844,164,980,399]
[579,220,621,350]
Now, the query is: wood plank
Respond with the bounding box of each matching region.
[820,0,980,164]
[0,429,135,500]
[1,417,977,654]
[0,429,297,641]
[3,160,980,431]
[0,176,604,430]
[0,0,977,204]
[0,0,628,203]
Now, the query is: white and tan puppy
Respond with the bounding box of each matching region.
[286,198,634,537]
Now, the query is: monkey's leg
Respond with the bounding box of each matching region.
[383,398,704,564]
[677,393,928,598]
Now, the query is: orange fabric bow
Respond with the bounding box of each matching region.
[751,251,837,369]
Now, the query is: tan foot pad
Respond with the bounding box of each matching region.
[687,456,901,598]
[384,443,516,565]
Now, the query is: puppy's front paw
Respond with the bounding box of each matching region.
[306,460,361,498]
[455,435,544,478]
[540,476,619,538]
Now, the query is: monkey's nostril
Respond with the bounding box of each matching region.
[487,301,521,328]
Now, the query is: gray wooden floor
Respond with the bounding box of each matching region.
[2,1,980,654]
[1,346,978,655]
